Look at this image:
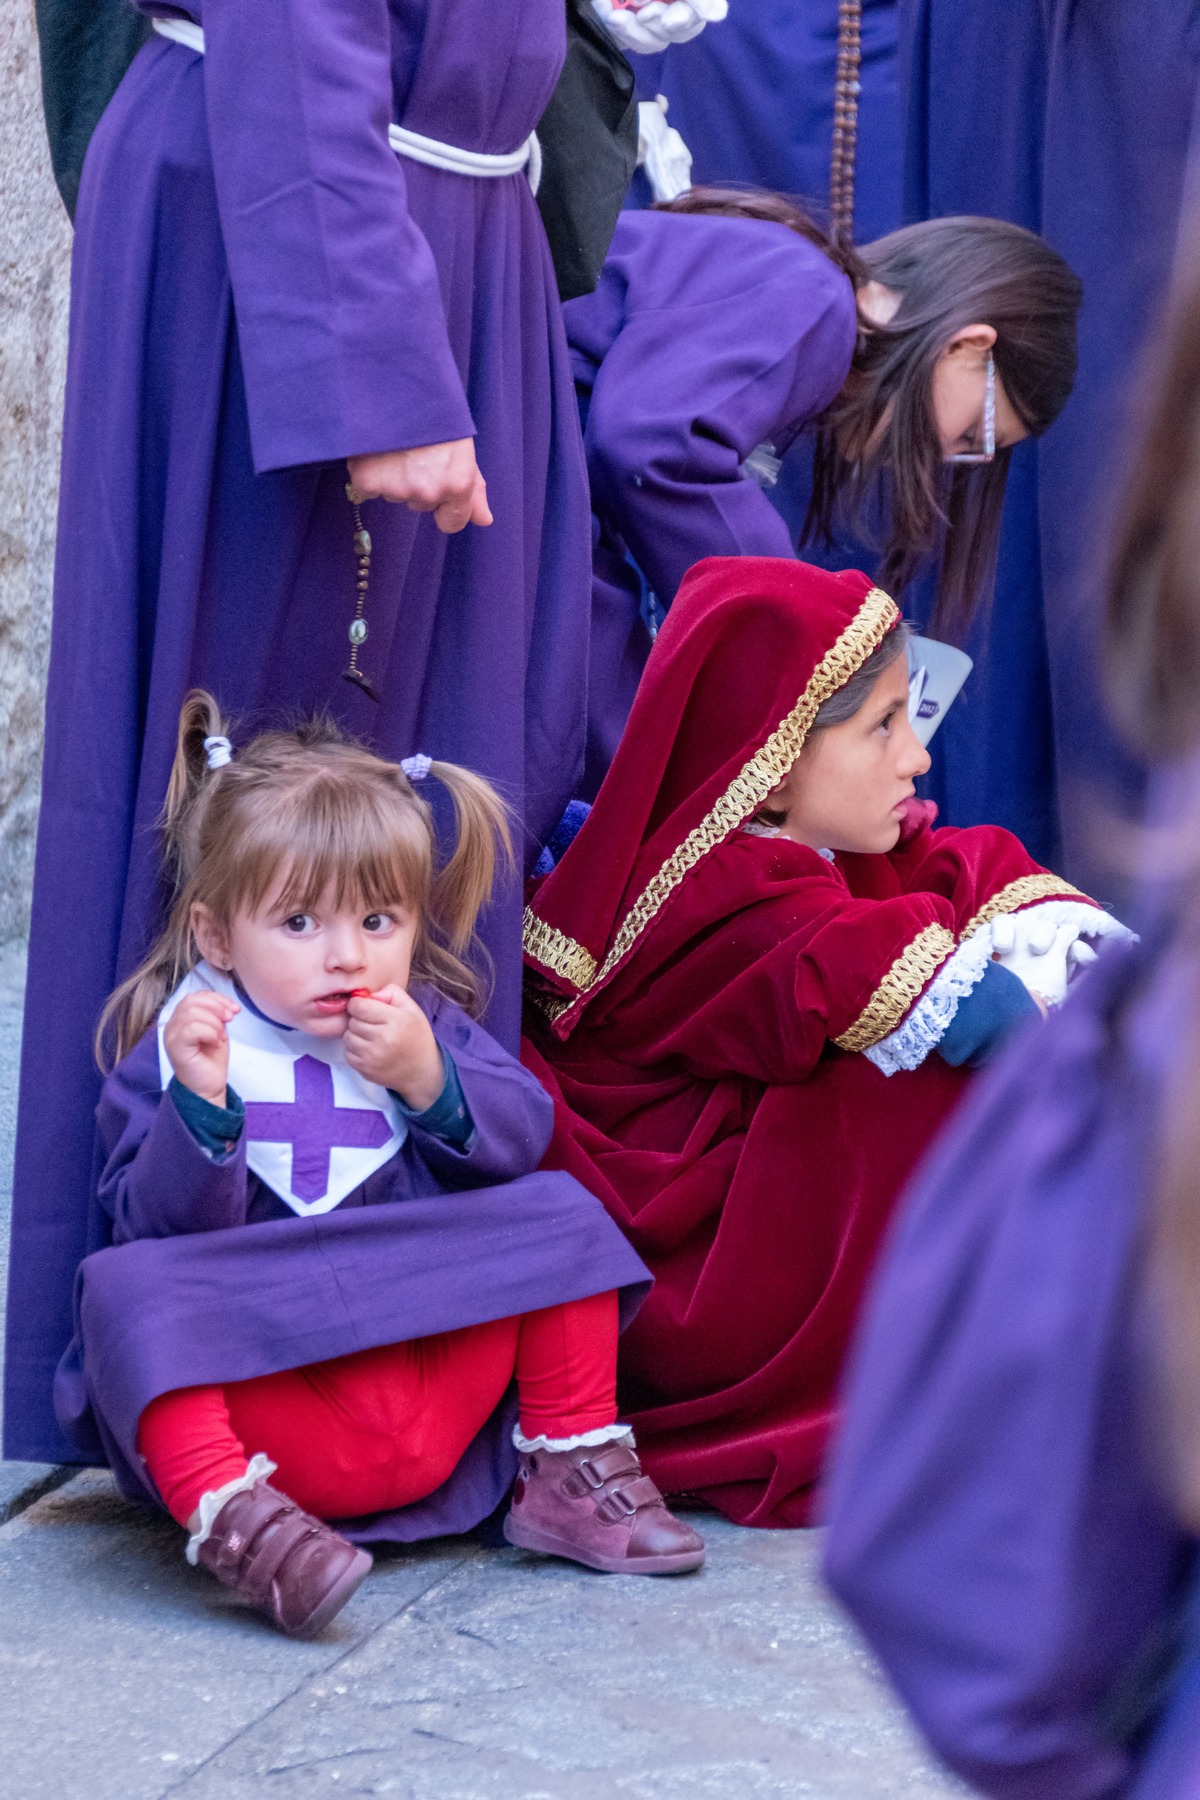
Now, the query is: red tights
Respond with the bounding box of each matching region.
[137,1291,619,1525]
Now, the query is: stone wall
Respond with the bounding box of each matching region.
[0,1,71,943]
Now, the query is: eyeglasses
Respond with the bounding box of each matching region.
[949,350,996,464]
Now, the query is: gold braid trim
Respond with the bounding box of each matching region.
[522,585,898,1008]
[834,923,958,1053]
[550,586,899,1003]
[521,586,895,1000]
[959,874,1089,943]
[522,908,597,990]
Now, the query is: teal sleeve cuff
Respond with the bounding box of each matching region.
[392,1047,475,1150]
[168,1076,245,1158]
[938,962,1039,1068]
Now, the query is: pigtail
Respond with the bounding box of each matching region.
[425,761,514,953]
[95,690,229,1069]
[94,900,197,1071]
[164,689,230,886]
[401,760,513,1014]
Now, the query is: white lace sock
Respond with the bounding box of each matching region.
[513,1423,635,1455]
[184,1452,277,1566]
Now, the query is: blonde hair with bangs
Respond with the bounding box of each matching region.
[98,692,512,1066]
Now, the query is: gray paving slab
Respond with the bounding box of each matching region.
[0,946,967,1797]
[0,1472,965,1800]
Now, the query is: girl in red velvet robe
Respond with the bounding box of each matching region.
[522,556,1128,1528]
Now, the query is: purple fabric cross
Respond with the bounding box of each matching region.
[244,1054,392,1201]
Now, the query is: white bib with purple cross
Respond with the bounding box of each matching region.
[157,963,407,1217]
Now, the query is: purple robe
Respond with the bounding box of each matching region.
[54,990,650,1542]
[562,209,856,789]
[6,0,592,1464]
[1128,1585,1200,1800]
[822,932,1195,1798]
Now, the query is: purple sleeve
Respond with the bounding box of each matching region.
[416,992,553,1186]
[579,218,856,601]
[97,1035,251,1244]
[822,948,1186,1800]
[200,0,475,473]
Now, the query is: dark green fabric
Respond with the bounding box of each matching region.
[390,1047,475,1149]
[536,0,638,301]
[34,0,149,218]
[168,1075,245,1157]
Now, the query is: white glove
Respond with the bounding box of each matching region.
[592,0,728,55]
[637,97,693,202]
[989,903,1135,1007]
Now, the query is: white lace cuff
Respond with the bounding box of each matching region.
[513,1423,633,1454]
[184,1452,276,1564]
[864,933,994,1078]
[979,899,1107,948]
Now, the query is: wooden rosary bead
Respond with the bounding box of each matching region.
[830,0,862,247]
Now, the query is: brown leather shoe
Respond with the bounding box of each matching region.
[196,1480,372,1638]
[503,1439,705,1575]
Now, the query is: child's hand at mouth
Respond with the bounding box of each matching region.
[343,986,445,1111]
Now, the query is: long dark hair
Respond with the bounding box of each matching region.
[657,192,1082,638]
[821,215,1081,636]
[656,184,866,284]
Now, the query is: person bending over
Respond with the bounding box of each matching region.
[565,191,1082,788]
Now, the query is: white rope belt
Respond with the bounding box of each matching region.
[152,17,541,192]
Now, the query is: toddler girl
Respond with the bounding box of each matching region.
[523,556,1129,1528]
[56,696,703,1639]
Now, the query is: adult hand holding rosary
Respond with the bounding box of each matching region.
[346,439,492,534]
[341,442,492,698]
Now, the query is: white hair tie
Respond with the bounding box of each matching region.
[401,753,432,783]
[203,735,233,770]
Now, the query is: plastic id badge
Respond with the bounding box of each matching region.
[907,635,973,746]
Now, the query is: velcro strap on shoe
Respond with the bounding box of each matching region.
[576,1445,642,1488]
[207,1488,314,1595]
[238,1511,323,1602]
[595,1487,640,1523]
[608,1475,662,1513]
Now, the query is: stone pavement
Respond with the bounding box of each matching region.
[0,942,967,1799]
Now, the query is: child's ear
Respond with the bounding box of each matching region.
[191,903,231,970]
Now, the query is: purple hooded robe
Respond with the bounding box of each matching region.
[823,926,1198,1798]
[562,207,857,791]
[54,989,650,1542]
[6,0,593,1465]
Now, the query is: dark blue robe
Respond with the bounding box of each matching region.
[54,989,649,1541]
[822,891,1198,1796]
[901,0,1200,883]
[632,0,902,247]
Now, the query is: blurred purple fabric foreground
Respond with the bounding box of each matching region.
[824,834,1200,1798]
